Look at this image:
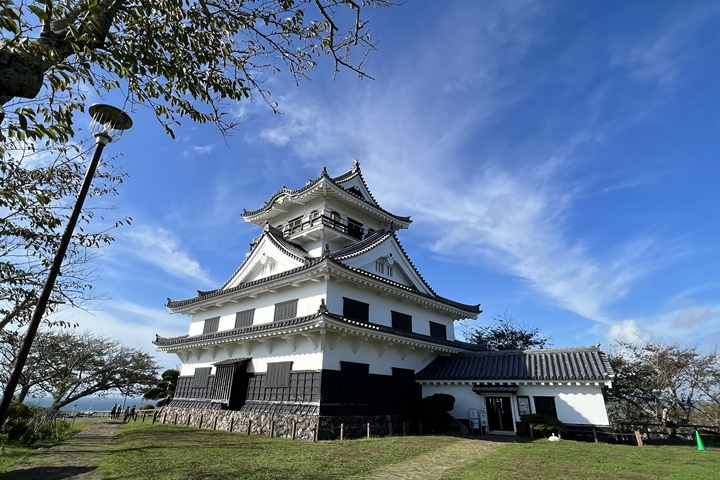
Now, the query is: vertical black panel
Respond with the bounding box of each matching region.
[534,396,558,418]
[391,311,413,332]
[429,321,447,339]
[340,361,369,404]
[343,297,369,323]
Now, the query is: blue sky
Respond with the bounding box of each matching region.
[54,0,720,370]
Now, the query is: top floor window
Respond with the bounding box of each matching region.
[391,311,412,332]
[203,317,220,334]
[429,321,447,340]
[343,297,369,323]
[347,217,363,240]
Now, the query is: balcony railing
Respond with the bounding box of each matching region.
[283,214,373,241]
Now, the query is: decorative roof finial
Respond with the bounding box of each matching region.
[322,166,328,175]
[318,298,328,314]
[323,243,331,256]
[352,158,360,172]
[263,221,270,232]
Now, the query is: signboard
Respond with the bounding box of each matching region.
[468,408,480,430]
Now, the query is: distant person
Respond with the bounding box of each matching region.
[130,405,137,421]
[110,404,117,418]
[123,406,131,422]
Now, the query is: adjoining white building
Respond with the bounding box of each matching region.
[154,161,613,439]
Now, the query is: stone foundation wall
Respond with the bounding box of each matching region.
[155,407,410,441]
[158,406,318,440]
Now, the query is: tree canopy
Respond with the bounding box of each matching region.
[0,329,159,410]
[143,368,179,408]
[606,341,720,430]
[1,0,396,143]
[464,310,551,351]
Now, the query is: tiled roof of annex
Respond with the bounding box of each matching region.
[415,346,615,382]
[153,310,487,352]
[241,165,411,224]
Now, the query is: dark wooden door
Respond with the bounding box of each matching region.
[486,396,513,431]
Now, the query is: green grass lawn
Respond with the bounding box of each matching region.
[441,438,720,480]
[97,422,461,480]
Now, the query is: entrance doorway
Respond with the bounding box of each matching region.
[485,396,514,431]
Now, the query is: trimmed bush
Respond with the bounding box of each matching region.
[409,393,456,433]
[518,414,564,437]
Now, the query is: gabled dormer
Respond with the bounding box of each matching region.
[222,225,310,289]
[331,227,436,295]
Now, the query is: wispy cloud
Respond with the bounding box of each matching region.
[125,225,216,287]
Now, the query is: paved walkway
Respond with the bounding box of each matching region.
[1,420,120,480]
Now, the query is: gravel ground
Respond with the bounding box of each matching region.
[1,420,121,480]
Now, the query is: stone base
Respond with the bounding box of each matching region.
[157,407,409,441]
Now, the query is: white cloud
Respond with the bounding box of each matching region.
[125,225,216,287]
[193,144,216,155]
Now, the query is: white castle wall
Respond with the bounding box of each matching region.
[421,383,610,427]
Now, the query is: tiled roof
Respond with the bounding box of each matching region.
[166,256,480,314]
[416,346,615,382]
[241,165,411,224]
[331,227,438,296]
[153,311,485,352]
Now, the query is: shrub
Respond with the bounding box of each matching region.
[409,393,456,433]
[518,414,564,437]
[4,402,41,440]
[139,404,155,410]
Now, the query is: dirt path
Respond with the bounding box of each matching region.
[362,436,512,480]
[1,420,121,480]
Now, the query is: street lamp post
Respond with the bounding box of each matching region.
[0,105,132,426]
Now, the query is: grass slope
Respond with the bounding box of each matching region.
[441,439,720,480]
[97,422,461,480]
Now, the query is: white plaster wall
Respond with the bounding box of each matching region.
[322,336,438,374]
[420,383,610,427]
[327,281,457,341]
[187,281,327,335]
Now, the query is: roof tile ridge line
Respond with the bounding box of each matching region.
[390,231,436,295]
[168,257,325,308]
[266,229,310,263]
[242,170,328,217]
[216,229,272,291]
[332,166,382,207]
[331,229,394,260]
[326,171,411,223]
[326,259,480,313]
[156,312,325,345]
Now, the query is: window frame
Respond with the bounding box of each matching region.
[266,361,293,388]
[533,396,558,418]
[274,299,299,321]
[429,321,447,340]
[234,309,255,328]
[343,297,370,323]
[391,311,413,332]
[192,367,211,388]
[203,317,220,334]
[516,396,531,416]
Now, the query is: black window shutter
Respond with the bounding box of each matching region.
[266,362,292,387]
[274,299,298,321]
[429,321,447,339]
[203,317,220,334]
[235,309,255,328]
[343,298,369,323]
[391,311,412,332]
[534,397,558,418]
[192,367,211,388]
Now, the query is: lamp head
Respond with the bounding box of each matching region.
[88,104,133,144]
